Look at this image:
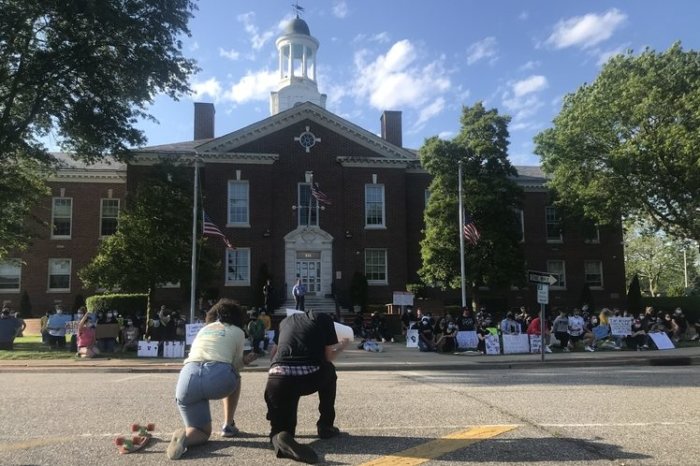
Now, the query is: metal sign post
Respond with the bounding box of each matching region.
[528,271,556,362]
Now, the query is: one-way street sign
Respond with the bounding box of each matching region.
[528,270,558,286]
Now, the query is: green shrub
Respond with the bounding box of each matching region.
[641,296,699,322]
[86,293,148,316]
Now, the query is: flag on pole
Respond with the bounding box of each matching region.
[203,212,232,249]
[463,211,481,246]
[311,182,332,205]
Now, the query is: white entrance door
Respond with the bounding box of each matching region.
[296,260,321,295]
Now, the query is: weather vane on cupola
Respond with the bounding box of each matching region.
[292,1,304,18]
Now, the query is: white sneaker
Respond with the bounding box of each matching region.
[167,428,187,460]
[545,346,552,353]
[584,345,595,352]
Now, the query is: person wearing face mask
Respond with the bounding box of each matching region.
[0,308,22,350]
[47,305,70,349]
[77,310,99,358]
[69,307,86,353]
[121,318,140,352]
[97,310,118,353]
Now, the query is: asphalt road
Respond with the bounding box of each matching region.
[0,365,698,465]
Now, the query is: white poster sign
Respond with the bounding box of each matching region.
[406,329,419,348]
[163,341,185,358]
[137,340,159,357]
[456,331,478,349]
[502,334,530,354]
[392,291,414,306]
[485,335,501,355]
[610,317,633,336]
[648,332,675,350]
[529,335,542,353]
[185,323,204,345]
[266,330,275,342]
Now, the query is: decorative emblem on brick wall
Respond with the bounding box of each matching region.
[294,126,321,153]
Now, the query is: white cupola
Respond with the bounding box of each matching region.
[270,17,327,115]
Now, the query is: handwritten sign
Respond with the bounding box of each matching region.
[610,317,633,336]
[137,340,159,357]
[485,335,501,355]
[392,291,414,306]
[456,331,478,349]
[529,335,542,353]
[406,329,419,348]
[502,334,529,354]
[163,341,185,358]
[185,323,204,345]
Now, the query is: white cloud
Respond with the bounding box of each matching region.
[546,8,627,50]
[223,69,278,104]
[352,32,391,44]
[415,97,446,129]
[466,37,498,65]
[237,12,275,51]
[519,60,540,71]
[218,47,240,61]
[333,0,348,18]
[188,41,200,52]
[519,11,529,21]
[352,40,450,113]
[438,131,454,140]
[191,77,223,101]
[512,75,548,97]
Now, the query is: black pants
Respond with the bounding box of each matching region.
[264,362,336,437]
[295,295,305,311]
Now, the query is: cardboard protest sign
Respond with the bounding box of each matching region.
[64,321,80,335]
[95,323,120,339]
[502,334,529,354]
[610,317,633,336]
[185,323,204,345]
[485,335,501,355]
[456,331,478,349]
[406,329,419,348]
[137,340,159,357]
[529,335,542,353]
[648,332,675,350]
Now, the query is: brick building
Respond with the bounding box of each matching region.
[0,17,626,316]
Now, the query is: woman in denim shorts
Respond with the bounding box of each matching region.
[167,299,257,460]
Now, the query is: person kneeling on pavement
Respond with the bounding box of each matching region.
[264,310,349,464]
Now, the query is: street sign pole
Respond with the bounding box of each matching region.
[536,282,549,362]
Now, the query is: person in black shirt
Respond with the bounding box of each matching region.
[264,311,348,464]
[458,308,476,331]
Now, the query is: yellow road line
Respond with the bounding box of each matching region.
[0,436,71,453]
[358,425,518,466]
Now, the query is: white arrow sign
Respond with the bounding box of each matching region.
[527,270,558,286]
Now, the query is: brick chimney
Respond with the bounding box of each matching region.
[193,102,215,140]
[380,110,402,147]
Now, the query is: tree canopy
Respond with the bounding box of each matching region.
[419,103,525,308]
[0,1,198,259]
[534,43,700,249]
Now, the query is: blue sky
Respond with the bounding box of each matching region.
[135,0,700,166]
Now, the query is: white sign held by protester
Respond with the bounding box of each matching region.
[502,334,530,354]
[485,335,501,355]
[185,323,204,345]
[392,291,414,306]
[163,341,185,358]
[648,332,675,350]
[529,335,542,353]
[406,329,419,348]
[610,317,633,336]
[456,331,478,349]
[137,341,159,357]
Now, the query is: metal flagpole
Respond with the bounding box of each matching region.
[189,153,200,324]
[458,161,467,308]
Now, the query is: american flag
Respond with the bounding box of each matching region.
[463,212,481,246]
[203,212,233,249]
[311,182,332,205]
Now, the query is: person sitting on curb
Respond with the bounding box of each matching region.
[0,308,22,351]
[526,313,552,353]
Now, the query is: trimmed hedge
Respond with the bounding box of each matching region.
[86,293,148,316]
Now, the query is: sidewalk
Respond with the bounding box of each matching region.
[1,342,698,373]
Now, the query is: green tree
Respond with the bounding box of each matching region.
[0,1,197,259]
[79,164,218,312]
[419,103,525,309]
[627,274,642,315]
[534,43,700,250]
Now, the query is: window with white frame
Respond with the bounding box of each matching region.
[48,258,71,291]
[584,260,604,288]
[100,199,120,236]
[545,206,562,242]
[365,249,387,284]
[0,260,21,292]
[365,184,385,227]
[52,198,72,238]
[225,248,250,285]
[582,220,600,244]
[227,181,249,226]
[546,260,566,288]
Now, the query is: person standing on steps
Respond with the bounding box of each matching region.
[292,279,306,311]
[263,279,274,313]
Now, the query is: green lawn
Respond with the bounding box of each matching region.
[0,336,139,361]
